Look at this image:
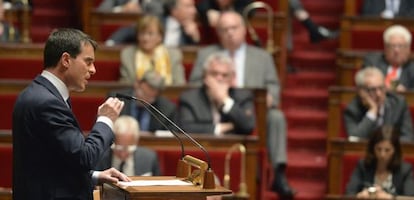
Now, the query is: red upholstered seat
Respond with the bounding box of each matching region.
[0,144,13,188]
[0,94,17,130]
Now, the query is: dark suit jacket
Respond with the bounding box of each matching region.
[178,87,255,135]
[110,88,177,132]
[95,147,161,176]
[345,159,414,196]
[361,0,414,17]
[343,92,414,141]
[12,75,114,200]
[363,52,414,90]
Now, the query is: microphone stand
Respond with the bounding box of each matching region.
[116,93,216,189]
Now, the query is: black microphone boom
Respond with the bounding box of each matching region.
[115,93,212,170]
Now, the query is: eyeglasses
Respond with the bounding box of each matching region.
[385,43,409,49]
[363,86,386,93]
[207,70,232,79]
[111,144,137,152]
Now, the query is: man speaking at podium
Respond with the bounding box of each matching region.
[12,28,130,200]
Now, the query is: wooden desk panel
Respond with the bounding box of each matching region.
[102,176,232,200]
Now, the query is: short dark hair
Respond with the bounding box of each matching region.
[43,28,97,69]
[364,126,402,172]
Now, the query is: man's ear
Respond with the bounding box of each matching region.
[60,52,71,70]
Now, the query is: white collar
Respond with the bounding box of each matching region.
[41,70,69,101]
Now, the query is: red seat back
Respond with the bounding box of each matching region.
[0,144,13,188]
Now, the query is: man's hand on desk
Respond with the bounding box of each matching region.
[98,167,131,184]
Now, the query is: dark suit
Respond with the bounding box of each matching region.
[362,52,414,90]
[110,88,177,132]
[178,87,255,135]
[95,147,161,176]
[13,75,114,200]
[344,92,414,141]
[361,0,414,17]
[346,159,414,196]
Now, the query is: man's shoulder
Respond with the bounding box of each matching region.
[231,88,253,99]
[136,146,157,157]
[179,88,202,101]
[198,45,221,54]
[386,92,408,105]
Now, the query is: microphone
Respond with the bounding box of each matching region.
[115,93,212,171]
[115,93,185,161]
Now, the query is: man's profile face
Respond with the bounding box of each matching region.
[384,34,411,66]
[65,42,96,92]
[216,13,246,51]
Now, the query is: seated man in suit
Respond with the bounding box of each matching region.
[344,67,414,141]
[95,115,161,176]
[362,25,414,92]
[178,52,255,135]
[110,70,177,132]
[361,0,414,18]
[189,11,295,198]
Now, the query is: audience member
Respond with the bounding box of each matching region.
[106,0,199,47]
[0,0,20,42]
[12,28,130,200]
[189,11,295,198]
[179,52,255,135]
[196,0,252,28]
[362,25,414,92]
[361,0,414,18]
[95,115,161,176]
[118,15,185,85]
[97,0,164,17]
[343,67,414,141]
[345,126,414,198]
[289,0,337,43]
[111,70,177,132]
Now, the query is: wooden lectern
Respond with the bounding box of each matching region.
[101,176,232,200]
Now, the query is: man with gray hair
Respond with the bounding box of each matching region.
[362,24,414,91]
[343,67,414,141]
[178,52,255,135]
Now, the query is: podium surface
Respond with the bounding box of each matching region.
[102,176,232,200]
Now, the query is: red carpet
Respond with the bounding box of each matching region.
[261,0,343,199]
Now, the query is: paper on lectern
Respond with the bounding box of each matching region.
[118,179,193,187]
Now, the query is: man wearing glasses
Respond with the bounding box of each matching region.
[362,24,414,92]
[95,115,161,176]
[343,67,414,141]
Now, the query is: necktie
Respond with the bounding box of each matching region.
[385,66,398,89]
[66,98,72,109]
[119,161,125,173]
